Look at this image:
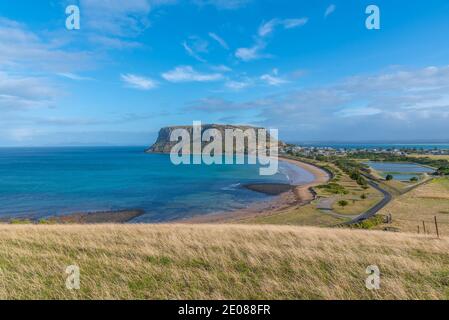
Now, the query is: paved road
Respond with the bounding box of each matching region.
[349,181,393,224]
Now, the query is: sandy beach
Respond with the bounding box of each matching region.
[182,157,331,223]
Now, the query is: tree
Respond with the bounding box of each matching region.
[410,177,418,182]
[338,200,349,208]
[361,194,367,200]
[385,174,394,181]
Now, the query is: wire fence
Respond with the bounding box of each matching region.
[383,214,445,238]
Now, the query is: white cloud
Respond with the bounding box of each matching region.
[238,17,307,61]
[189,65,449,140]
[210,65,232,72]
[192,0,251,10]
[283,18,309,29]
[225,78,253,91]
[258,18,308,37]
[336,107,382,118]
[260,69,288,86]
[0,18,93,73]
[325,4,336,18]
[80,0,177,49]
[80,0,151,36]
[182,38,208,63]
[0,72,58,109]
[162,66,223,82]
[235,42,267,61]
[208,32,229,50]
[121,73,158,90]
[88,35,144,49]
[258,19,278,37]
[57,73,94,81]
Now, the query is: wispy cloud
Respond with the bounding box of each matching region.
[225,77,254,91]
[336,107,382,118]
[324,4,336,18]
[57,73,94,81]
[208,32,229,50]
[88,35,144,49]
[188,65,449,140]
[210,65,232,72]
[80,0,177,49]
[260,69,288,86]
[258,18,308,37]
[182,41,207,63]
[235,41,267,61]
[162,66,223,82]
[80,0,151,36]
[0,18,93,73]
[236,17,307,61]
[121,73,158,90]
[0,72,59,109]
[192,0,251,10]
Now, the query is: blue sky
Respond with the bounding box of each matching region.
[1,0,449,146]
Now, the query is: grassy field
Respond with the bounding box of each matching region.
[0,224,448,300]
[241,159,384,226]
[238,203,348,226]
[378,178,449,235]
[409,154,449,161]
[312,161,383,216]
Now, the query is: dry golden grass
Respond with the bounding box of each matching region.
[237,203,347,226]
[378,178,449,235]
[409,154,449,161]
[0,223,448,300]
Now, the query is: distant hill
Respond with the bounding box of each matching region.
[146,124,286,154]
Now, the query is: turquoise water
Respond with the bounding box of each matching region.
[0,147,314,222]
[365,161,435,181]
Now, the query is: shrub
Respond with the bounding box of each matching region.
[316,183,348,195]
[338,200,349,208]
[350,215,385,229]
[10,219,32,225]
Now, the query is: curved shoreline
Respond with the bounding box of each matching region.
[1,157,331,225]
[180,157,331,224]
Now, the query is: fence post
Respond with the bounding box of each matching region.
[422,221,427,235]
[434,216,440,238]
[417,226,420,234]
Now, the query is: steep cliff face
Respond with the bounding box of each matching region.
[145,124,285,154]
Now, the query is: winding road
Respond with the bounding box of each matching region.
[349,181,393,224]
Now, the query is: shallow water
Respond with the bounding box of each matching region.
[366,161,435,181]
[0,147,314,222]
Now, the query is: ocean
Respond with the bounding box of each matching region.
[0,147,314,222]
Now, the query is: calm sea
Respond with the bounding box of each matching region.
[0,147,314,222]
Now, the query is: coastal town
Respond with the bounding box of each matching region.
[283,144,449,158]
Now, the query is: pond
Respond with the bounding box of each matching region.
[365,161,435,181]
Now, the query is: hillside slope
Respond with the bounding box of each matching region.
[0,224,448,300]
[378,178,449,235]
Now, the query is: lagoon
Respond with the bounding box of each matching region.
[365,161,435,181]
